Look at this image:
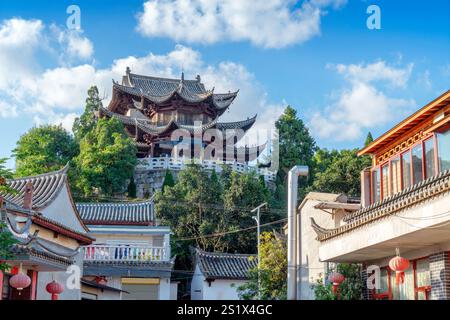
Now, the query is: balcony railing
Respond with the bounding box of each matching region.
[136,157,276,181]
[83,245,169,262]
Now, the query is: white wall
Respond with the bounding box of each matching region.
[202,279,246,300]
[170,282,178,300]
[36,252,83,300]
[191,264,204,300]
[297,193,343,300]
[159,277,172,300]
[191,263,246,300]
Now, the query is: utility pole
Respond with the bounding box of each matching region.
[252,202,267,300]
[287,165,309,300]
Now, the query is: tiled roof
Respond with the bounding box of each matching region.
[2,165,68,210]
[195,248,257,280]
[99,106,256,134]
[76,200,155,225]
[115,72,238,110]
[312,169,450,241]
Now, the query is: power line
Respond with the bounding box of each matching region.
[175,218,287,241]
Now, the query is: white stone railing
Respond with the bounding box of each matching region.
[83,245,169,262]
[136,157,276,182]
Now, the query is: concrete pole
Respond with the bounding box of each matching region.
[287,165,309,300]
[252,202,267,300]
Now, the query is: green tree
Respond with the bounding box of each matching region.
[73,117,137,198]
[73,86,103,142]
[155,164,228,252]
[223,171,272,253]
[313,263,363,300]
[274,106,317,204]
[0,158,17,272]
[309,148,372,197]
[364,132,374,147]
[13,125,78,177]
[162,170,175,192]
[237,231,287,300]
[127,178,137,199]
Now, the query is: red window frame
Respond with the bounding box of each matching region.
[372,256,431,300]
[370,134,440,204]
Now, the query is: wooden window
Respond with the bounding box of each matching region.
[402,150,412,189]
[411,143,424,184]
[391,156,401,195]
[372,168,380,203]
[437,128,450,172]
[424,138,436,179]
[381,164,389,199]
[414,258,431,300]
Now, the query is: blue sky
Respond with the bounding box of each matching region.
[0,0,449,169]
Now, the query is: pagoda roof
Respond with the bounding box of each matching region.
[113,70,238,111]
[99,106,257,135]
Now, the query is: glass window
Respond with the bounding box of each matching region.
[391,156,401,195]
[437,129,450,172]
[372,168,380,203]
[381,164,389,199]
[402,151,412,189]
[416,259,430,288]
[412,144,423,184]
[424,138,436,179]
[376,268,389,295]
[391,268,414,300]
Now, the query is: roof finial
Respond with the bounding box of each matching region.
[126,66,131,75]
[181,71,184,81]
[196,74,201,82]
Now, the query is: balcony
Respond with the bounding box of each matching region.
[136,157,276,181]
[83,244,169,262]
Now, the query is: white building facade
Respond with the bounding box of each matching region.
[191,249,256,300]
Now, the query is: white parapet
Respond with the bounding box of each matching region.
[136,157,276,182]
[83,244,169,262]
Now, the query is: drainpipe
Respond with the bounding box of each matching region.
[287,165,309,300]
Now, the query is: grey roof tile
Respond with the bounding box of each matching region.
[76,200,155,225]
[196,248,257,280]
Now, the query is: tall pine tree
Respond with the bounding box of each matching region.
[73,86,103,142]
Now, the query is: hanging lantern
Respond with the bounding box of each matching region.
[389,249,410,285]
[46,280,64,300]
[328,272,345,294]
[9,264,31,292]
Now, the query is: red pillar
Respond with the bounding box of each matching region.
[0,271,3,301]
[30,271,38,300]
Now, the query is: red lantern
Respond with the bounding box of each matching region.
[9,272,31,291]
[389,255,410,285]
[328,272,345,294]
[46,280,64,300]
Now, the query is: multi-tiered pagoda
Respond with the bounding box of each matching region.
[100,67,266,162]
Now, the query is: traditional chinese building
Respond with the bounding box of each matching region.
[190,249,257,300]
[0,165,94,300]
[100,68,274,197]
[296,90,450,300]
[76,198,176,300]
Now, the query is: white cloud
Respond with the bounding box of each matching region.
[0,18,44,90]
[0,17,282,139]
[62,31,94,60]
[0,101,18,118]
[333,60,413,88]
[137,0,346,48]
[310,61,415,141]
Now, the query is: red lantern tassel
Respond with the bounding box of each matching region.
[395,271,405,285]
[332,284,338,294]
